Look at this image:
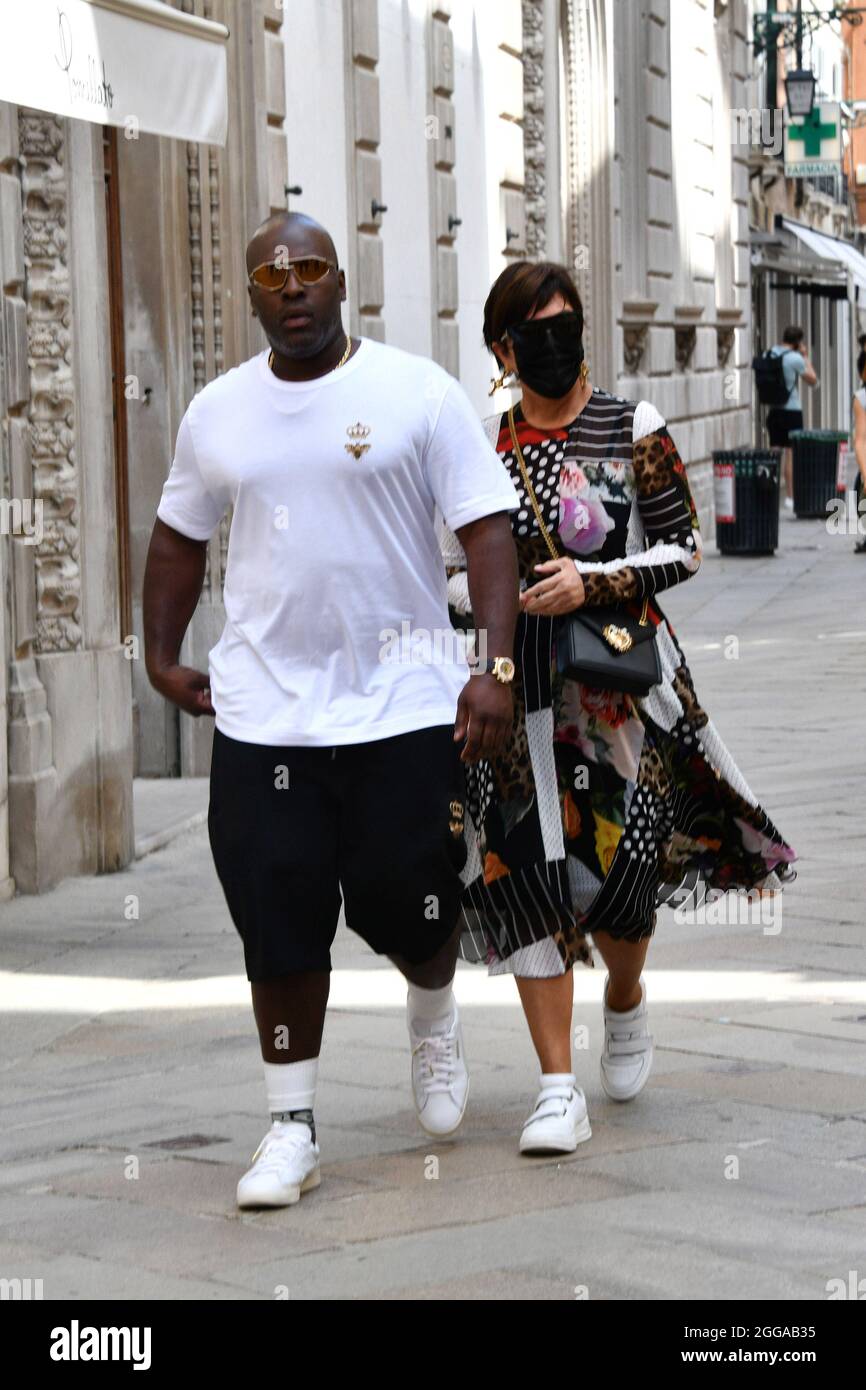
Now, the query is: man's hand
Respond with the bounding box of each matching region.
[520,558,585,616]
[148,663,214,718]
[454,674,513,763]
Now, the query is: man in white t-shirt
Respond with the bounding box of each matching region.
[143,212,520,1209]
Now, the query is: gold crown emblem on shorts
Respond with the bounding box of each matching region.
[449,799,464,836]
[345,421,371,458]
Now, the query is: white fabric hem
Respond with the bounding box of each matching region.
[212,709,461,748]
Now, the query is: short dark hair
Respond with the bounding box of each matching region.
[858,348,866,379]
[783,325,805,347]
[483,260,583,353]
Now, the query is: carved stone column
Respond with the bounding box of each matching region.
[19,112,83,655]
[343,0,386,341]
[428,2,459,374]
[561,0,616,390]
[522,0,546,260]
[6,108,133,891]
[0,99,28,900]
[4,109,69,893]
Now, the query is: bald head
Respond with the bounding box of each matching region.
[246,212,338,274]
[246,210,347,366]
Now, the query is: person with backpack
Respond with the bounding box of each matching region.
[754,326,817,508]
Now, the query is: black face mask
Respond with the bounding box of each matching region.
[507,312,584,398]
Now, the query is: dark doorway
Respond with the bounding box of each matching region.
[103,126,133,647]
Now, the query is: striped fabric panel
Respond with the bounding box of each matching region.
[458,857,573,963]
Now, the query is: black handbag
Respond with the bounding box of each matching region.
[554,603,661,695]
[507,405,662,697]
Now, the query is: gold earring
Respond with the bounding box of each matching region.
[579,360,589,386]
[489,367,517,396]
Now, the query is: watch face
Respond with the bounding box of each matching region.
[494,657,516,681]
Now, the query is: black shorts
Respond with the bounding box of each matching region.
[766,408,803,448]
[208,724,467,980]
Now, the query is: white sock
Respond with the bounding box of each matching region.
[407,979,454,1024]
[540,1071,576,1091]
[263,1057,318,1118]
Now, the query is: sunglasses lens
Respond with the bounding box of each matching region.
[252,262,286,290]
[293,258,330,284]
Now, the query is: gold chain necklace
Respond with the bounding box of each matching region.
[268,334,353,375]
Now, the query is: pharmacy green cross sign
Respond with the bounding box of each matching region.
[787,106,837,157]
[784,101,842,178]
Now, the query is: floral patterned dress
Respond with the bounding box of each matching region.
[441,389,796,977]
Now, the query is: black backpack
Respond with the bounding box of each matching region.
[752,348,792,407]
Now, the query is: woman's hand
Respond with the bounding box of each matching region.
[519,558,586,616]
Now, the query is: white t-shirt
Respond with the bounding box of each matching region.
[157,337,519,746]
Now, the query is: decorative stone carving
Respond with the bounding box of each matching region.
[717,325,735,367]
[675,325,697,370]
[203,2,229,589]
[18,109,82,653]
[522,0,546,259]
[623,324,649,373]
[186,139,205,394]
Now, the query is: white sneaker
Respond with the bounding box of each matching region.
[519,1080,592,1154]
[600,977,654,1102]
[236,1120,320,1209]
[784,496,794,511]
[408,998,469,1137]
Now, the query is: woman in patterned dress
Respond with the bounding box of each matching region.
[442,261,796,1155]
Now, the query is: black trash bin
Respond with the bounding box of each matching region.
[713,448,781,555]
[788,429,847,519]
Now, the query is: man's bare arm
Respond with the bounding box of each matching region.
[142,518,214,717]
[452,511,519,762]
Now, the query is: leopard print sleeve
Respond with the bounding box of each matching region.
[580,426,702,606]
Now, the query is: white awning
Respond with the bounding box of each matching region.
[0,0,228,146]
[782,218,866,298]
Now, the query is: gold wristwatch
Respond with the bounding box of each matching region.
[476,656,516,684]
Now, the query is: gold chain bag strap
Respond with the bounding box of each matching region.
[507,404,660,695]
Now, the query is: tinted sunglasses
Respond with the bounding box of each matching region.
[248,256,336,291]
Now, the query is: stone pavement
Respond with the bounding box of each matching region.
[1,507,865,1302]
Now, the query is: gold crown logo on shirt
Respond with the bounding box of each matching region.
[345,421,371,459]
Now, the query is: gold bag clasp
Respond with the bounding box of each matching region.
[602,624,633,653]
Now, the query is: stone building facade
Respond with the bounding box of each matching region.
[0,0,287,895]
[0,0,753,896]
